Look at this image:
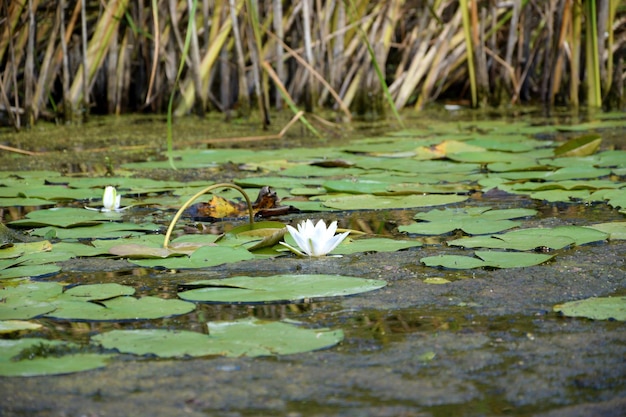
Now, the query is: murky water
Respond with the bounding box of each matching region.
[1,110,626,416]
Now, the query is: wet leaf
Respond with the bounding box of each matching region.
[0,281,195,321]
[331,237,422,254]
[93,317,344,358]
[0,281,61,319]
[30,222,159,240]
[0,338,112,377]
[130,245,255,268]
[421,251,554,269]
[585,222,626,240]
[323,194,467,210]
[400,207,536,235]
[554,296,626,321]
[0,320,42,334]
[447,225,607,250]
[10,207,120,228]
[45,295,196,321]
[178,274,387,303]
[0,264,61,280]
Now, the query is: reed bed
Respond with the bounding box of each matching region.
[1,0,625,129]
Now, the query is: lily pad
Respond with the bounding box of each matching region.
[554,296,626,321]
[0,338,112,377]
[0,281,60,320]
[0,320,43,334]
[323,194,468,210]
[554,134,602,157]
[399,207,537,235]
[0,281,195,321]
[46,295,195,321]
[585,222,626,240]
[92,317,344,358]
[447,229,577,251]
[0,264,61,280]
[10,207,119,228]
[130,245,255,268]
[178,274,387,303]
[421,251,554,269]
[332,237,422,254]
[30,222,159,240]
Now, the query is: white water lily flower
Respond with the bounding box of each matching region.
[281,219,349,257]
[102,186,121,212]
[86,186,128,212]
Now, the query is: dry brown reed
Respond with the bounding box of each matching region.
[1,0,625,129]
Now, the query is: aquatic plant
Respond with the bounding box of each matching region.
[1,1,624,129]
[281,219,350,257]
[85,186,127,213]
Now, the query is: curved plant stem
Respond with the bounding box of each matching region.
[163,183,254,248]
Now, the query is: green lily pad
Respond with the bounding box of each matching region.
[554,296,626,321]
[130,245,255,268]
[30,222,159,240]
[585,222,626,240]
[10,207,120,228]
[503,226,608,246]
[0,338,112,377]
[399,207,537,235]
[448,233,574,251]
[323,194,467,210]
[0,264,61,280]
[178,274,387,303]
[446,226,601,251]
[421,251,554,269]
[92,317,344,358]
[332,237,422,255]
[46,295,195,321]
[0,281,195,321]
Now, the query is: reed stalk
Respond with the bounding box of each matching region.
[0,0,624,129]
[459,0,478,107]
[585,0,602,107]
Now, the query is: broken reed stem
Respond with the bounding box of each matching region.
[163,183,254,248]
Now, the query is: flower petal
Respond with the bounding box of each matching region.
[286,224,312,256]
[322,231,350,254]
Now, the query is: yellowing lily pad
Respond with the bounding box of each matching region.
[0,320,43,334]
[554,134,602,157]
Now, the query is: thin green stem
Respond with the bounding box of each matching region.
[163,183,254,248]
